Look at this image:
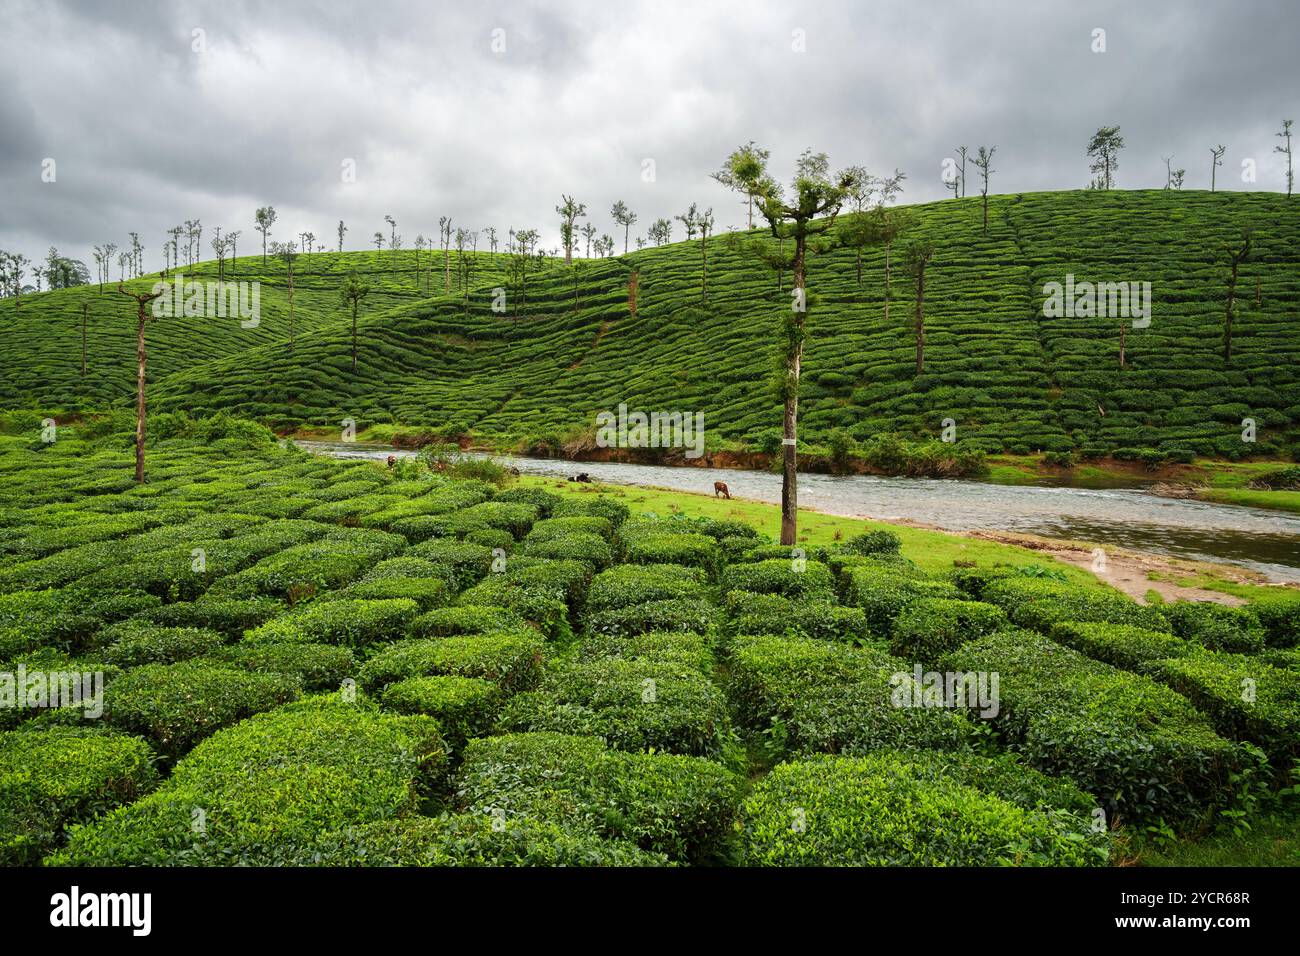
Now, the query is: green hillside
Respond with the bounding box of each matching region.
[5,190,1298,460]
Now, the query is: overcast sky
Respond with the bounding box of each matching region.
[1,0,1297,273]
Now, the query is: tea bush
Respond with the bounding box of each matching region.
[740,752,1108,866]
[49,698,446,866]
[944,630,1240,824]
[1,726,157,864]
[455,732,741,863]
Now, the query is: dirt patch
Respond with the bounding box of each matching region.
[962,530,1259,605]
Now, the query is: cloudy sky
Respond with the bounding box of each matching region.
[1,0,1297,273]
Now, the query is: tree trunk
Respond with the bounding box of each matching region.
[135,307,147,483]
[982,193,989,234]
[1119,323,1127,369]
[624,223,630,254]
[914,261,926,375]
[883,243,892,324]
[781,242,807,546]
[1225,262,1238,364]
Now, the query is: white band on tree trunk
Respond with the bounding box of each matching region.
[781,438,797,445]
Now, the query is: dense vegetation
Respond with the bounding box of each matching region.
[3,190,1297,463]
[2,425,1297,866]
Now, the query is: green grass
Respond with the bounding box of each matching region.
[4,190,1296,465]
[1136,815,1300,867]
[1198,488,1300,514]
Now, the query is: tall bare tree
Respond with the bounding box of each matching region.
[1210,144,1226,192]
[116,281,166,482]
[340,271,371,372]
[1222,229,1252,364]
[905,241,935,375]
[1276,120,1294,198]
[726,146,862,545]
[973,146,996,234]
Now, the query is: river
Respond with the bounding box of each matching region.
[297,441,1300,583]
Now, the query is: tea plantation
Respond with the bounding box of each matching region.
[2,425,1298,866]
[3,189,1297,460]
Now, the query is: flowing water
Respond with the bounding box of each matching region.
[298,441,1300,583]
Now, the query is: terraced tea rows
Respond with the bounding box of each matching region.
[4,190,1296,459]
[2,428,1297,866]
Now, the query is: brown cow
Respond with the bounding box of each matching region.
[713,481,730,499]
[386,455,397,468]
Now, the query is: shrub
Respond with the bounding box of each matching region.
[439,502,541,540]
[521,531,613,570]
[586,598,720,639]
[243,599,420,649]
[491,487,562,518]
[1245,593,1300,648]
[101,661,302,759]
[889,598,1008,662]
[577,630,714,673]
[380,676,501,750]
[406,539,494,590]
[551,497,630,527]
[49,698,446,865]
[624,533,722,580]
[1049,621,1193,670]
[727,633,899,728]
[101,623,224,667]
[463,528,517,552]
[586,564,707,613]
[943,630,1240,824]
[527,516,614,541]
[335,576,450,610]
[1160,601,1266,654]
[209,643,354,692]
[1,726,157,864]
[267,814,669,866]
[739,752,1108,866]
[499,658,733,759]
[1146,651,1300,761]
[841,565,962,634]
[358,633,546,693]
[134,597,283,638]
[408,605,531,638]
[843,529,902,556]
[721,559,835,601]
[726,592,872,644]
[456,732,741,863]
[982,577,1169,633]
[457,575,573,641]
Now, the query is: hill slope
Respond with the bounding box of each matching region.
[4,190,1298,459]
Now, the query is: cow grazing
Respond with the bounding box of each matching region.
[713,481,730,499]
[386,455,397,468]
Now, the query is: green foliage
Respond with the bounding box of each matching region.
[498,657,733,759]
[455,732,741,863]
[101,660,302,758]
[358,633,546,693]
[740,753,1108,866]
[243,598,420,649]
[889,597,1008,662]
[1,726,158,864]
[49,698,446,865]
[100,622,224,667]
[1049,621,1193,670]
[380,675,501,750]
[944,629,1241,824]
[726,591,872,644]
[982,577,1169,633]
[1146,651,1300,761]
[263,814,671,866]
[1160,601,1266,654]
[721,559,835,601]
[209,642,354,692]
